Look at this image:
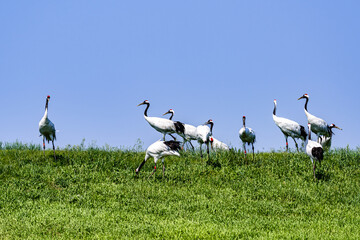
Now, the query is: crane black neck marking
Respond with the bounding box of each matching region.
[143,102,150,117]
[273,103,276,115]
[304,97,309,111]
[169,112,173,120]
[209,122,213,133]
[243,118,246,128]
[45,98,49,110]
[308,126,311,140]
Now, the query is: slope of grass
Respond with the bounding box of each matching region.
[0,146,359,239]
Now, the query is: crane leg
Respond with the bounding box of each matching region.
[148,164,157,179]
[252,143,255,161]
[163,134,166,141]
[199,143,203,158]
[286,137,289,152]
[189,141,195,151]
[162,158,165,178]
[42,138,46,158]
[181,139,186,150]
[169,134,176,141]
[206,141,210,159]
[313,162,317,181]
[293,139,299,152]
[52,141,56,160]
[243,143,247,157]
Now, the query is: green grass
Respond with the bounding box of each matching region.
[0,145,359,239]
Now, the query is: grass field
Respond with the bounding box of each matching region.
[0,143,359,239]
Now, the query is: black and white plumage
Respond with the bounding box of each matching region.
[306,123,324,180]
[163,109,196,150]
[209,136,229,151]
[137,100,177,140]
[239,116,256,159]
[196,119,213,158]
[135,140,181,178]
[273,99,307,152]
[317,124,342,151]
[38,95,56,160]
[298,94,341,139]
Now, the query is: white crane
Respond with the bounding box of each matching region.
[317,123,342,151]
[306,123,324,180]
[298,94,341,139]
[137,100,179,141]
[196,119,213,158]
[272,99,307,152]
[38,95,56,160]
[239,116,256,159]
[209,136,229,151]
[163,109,197,150]
[135,140,181,178]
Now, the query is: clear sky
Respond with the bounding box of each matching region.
[1,1,359,151]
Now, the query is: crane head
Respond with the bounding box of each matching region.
[137,100,149,106]
[330,124,342,130]
[163,109,174,116]
[47,95,50,100]
[298,94,309,100]
[204,119,213,125]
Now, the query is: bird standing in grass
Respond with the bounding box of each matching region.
[298,94,341,139]
[306,123,324,180]
[318,123,342,151]
[196,119,213,158]
[209,136,229,151]
[39,95,56,160]
[239,116,256,159]
[163,109,196,150]
[135,140,181,178]
[272,99,307,152]
[137,100,179,140]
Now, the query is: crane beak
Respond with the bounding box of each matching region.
[137,103,144,107]
[162,111,170,116]
[297,96,304,100]
[334,125,342,130]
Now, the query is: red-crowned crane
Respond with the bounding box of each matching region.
[135,140,181,178]
[273,99,307,152]
[163,109,196,150]
[209,136,229,151]
[306,123,324,180]
[137,100,181,141]
[239,116,256,160]
[298,94,342,139]
[38,95,56,160]
[317,123,342,151]
[196,119,213,158]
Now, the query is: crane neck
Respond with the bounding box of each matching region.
[273,102,277,116]
[304,97,309,112]
[143,102,150,117]
[308,125,311,140]
[44,99,49,118]
[242,118,246,128]
[209,122,213,133]
[169,112,173,120]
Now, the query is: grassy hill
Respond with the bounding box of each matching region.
[0,144,359,239]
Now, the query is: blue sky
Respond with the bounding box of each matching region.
[1,1,359,151]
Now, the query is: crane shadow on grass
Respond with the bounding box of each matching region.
[315,169,331,181]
